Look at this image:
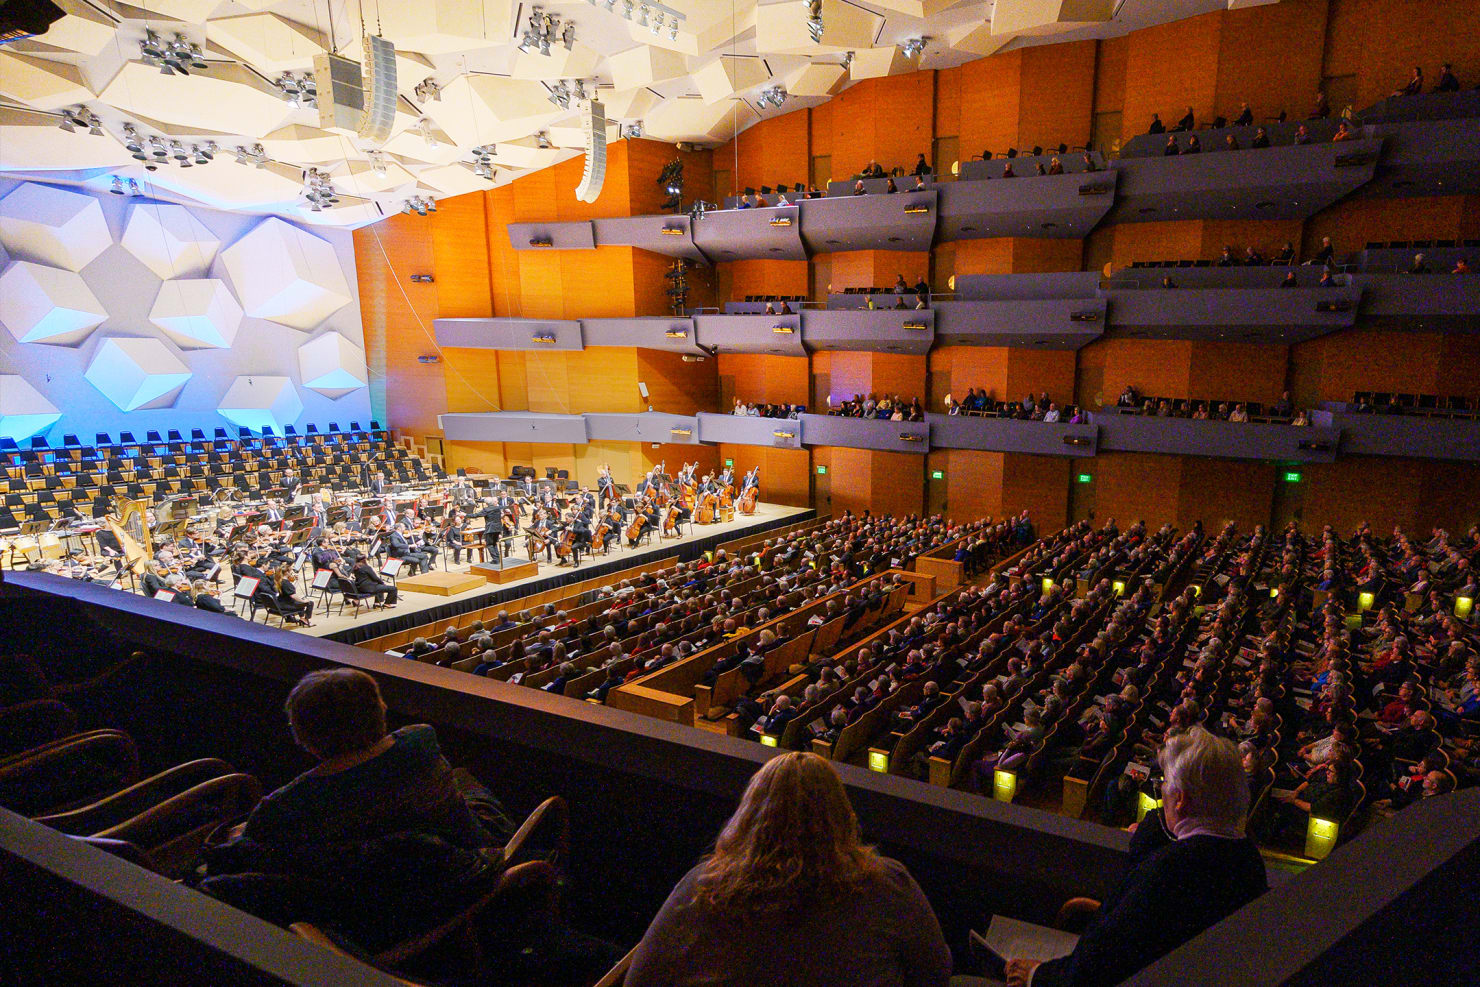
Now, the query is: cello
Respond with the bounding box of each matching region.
[662,502,682,538]
[626,495,651,546]
[696,487,718,525]
[555,509,576,562]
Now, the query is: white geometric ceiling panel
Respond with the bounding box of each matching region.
[149,278,244,349]
[297,331,369,398]
[0,183,111,271]
[510,42,601,82]
[206,14,325,74]
[425,75,563,148]
[120,203,221,280]
[217,375,303,434]
[27,0,117,57]
[84,337,193,411]
[849,46,920,81]
[992,0,1116,37]
[219,217,351,330]
[0,107,135,172]
[756,0,882,55]
[99,61,294,138]
[0,51,93,112]
[0,375,62,442]
[0,0,1262,226]
[787,62,848,98]
[693,55,771,104]
[0,261,108,345]
[607,45,688,92]
[376,0,513,55]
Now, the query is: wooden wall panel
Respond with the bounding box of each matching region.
[1094,36,1128,115]
[717,259,808,303]
[1302,196,1471,260]
[631,249,674,318]
[1300,458,1427,534]
[1290,329,1444,406]
[485,186,522,317]
[829,73,935,179]
[1093,340,1193,402]
[1018,41,1097,153]
[1005,348,1077,408]
[942,449,1002,525]
[441,348,504,413]
[718,444,811,508]
[515,250,565,319]
[352,213,445,436]
[1094,454,1183,527]
[1002,454,1071,532]
[958,50,1023,160]
[870,451,925,519]
[933,346,1010,405]
[712,110,811,196]
[443,440,507,477]
[934,64,962,142]
[1176,458,1276,531]
[555,248,640,317]
[1213,0,1327,125]
[718,354,809,408]
[953,239,1016,276]
[824,250,930,292]
[497,352,529,411]
[1187,342,1289,405]
[1011,238,1084,273]
[808,103,832,160]
[637,349,718,415]
[1108,220,1205,268]
[1326,0,1480,107]
[1120,11,1223,143]
[429,193,493,317]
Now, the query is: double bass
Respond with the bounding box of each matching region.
[662,501,683,537]
[739,482,759,516]
[555,509,577,561]
[696,486,719,525]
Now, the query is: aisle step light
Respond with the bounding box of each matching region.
[1358,590,1375,611]
[993,768,1018,802]
[868,749,889,773]
[760,734,778,747]
[1457,596,1474,619]
[1136,790,1162,822]
[1305,816,1339,860]
[1041,576,1054,594]
[1112,580,1125,596]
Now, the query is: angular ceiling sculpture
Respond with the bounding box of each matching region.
[217,375,303,434]
[84,337,193,411]
[120,203,221,280]
[149,279,244,349]
[0,375,62,442]
[0,260,108,345]
[219,218,351,330]
[0,183,112,271]
[297,331,369,398]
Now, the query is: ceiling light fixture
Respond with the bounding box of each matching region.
[139,29,207,76]
[807,0,823,43]
[902,36,929,59]
[402,195,437,216]
[233,143,269,168]
[302,167,340,212]
[414,77,441,102]
[274,71,318,108]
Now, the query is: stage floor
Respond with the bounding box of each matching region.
[301,501,810,640]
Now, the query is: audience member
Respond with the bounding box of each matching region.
[624,753,952,987]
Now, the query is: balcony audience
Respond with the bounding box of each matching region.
[1436,63,1460,93]
[913,153,932,176]
[1309,90,1330,119]
[1332,119,1357,142]
[862,160,886,179]
[1147,113,1165,134]
[624,752,952,987]
[732,399,804,419]
[1394,66,1424,97]
[829,394,924,422]
[1003,728,1267,987]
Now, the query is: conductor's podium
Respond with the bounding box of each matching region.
[470,559,539,585]
[395,570,489,596]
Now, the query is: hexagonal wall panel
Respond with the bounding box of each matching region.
[0,51,92,112]
[0,107,136,172]
[99,61,293,139]
[84,337,192,411]
[121,203,221,280]
[149,279,243,349]
[0,261,107,345]
[0,375,61,443]
[377,0,512,55]
[219,218,351,330]
[217,376,302,434]
[206,13,325,75]
[298,332,368,398]
[0,183,112,271]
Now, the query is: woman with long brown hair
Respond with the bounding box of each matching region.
[625,752,951,987]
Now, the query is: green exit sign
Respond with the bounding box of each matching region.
[1077,473,1093,484]
[816,465,827,475]
[931,470,944,480]
[1283,471,1303,483]
[724,458,733,468]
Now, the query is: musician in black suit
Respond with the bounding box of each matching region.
[445,513,468,565]
[388,524,431,574]
[369,471,387,495]
[310,537,341,571]
[569,511,593,566]
[281,469,301,501]
[350,554,397,607]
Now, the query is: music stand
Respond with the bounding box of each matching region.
[232,575,260,617]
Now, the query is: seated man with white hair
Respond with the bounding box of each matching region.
[1006,726,1268,987]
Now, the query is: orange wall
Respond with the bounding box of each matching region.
[717,354,809,408]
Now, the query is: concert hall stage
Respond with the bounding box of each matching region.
[315,501,813,646]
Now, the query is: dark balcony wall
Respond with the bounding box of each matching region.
[1361,118,1480,198]
[1349,273,1480,327]
[1104,287,1360,340]
[1119,119,1343,158]
[798,191,939,253]
[507,221,596,250]
[954,272,1103,299]
[1090,411,1339,462]
[438,412,589,445]
[935,171,1117,240]
[927,413,1099,457]
[692,206,806,262]
[1327,412,1480,461]
[801,309,935,354]
[1107,141,1382,224]
[693,314,806,356]
[584,412,701,445]
[434,318,584,351]
[933,299,1106,349]
[591,216,707,262]
[696,411,802,449]
[957,152,1106,179]
[798,413,930,454]
[1357,90,1480,124]
[580,317,706,355]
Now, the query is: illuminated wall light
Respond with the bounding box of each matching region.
[816,465,827,475]
[1077,473,1093,483]
[931,470,944,480]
